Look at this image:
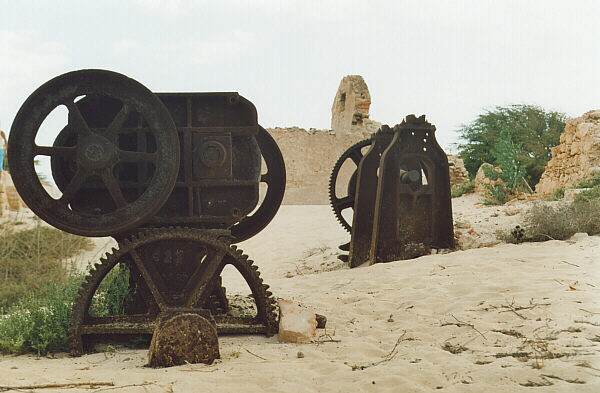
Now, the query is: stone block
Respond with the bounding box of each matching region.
[278,299,317,343]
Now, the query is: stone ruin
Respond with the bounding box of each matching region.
[266,76,469,204]
[536,110,600,195]
[447,155,470,187]
[331,75,381,134]
[0,173,26,215]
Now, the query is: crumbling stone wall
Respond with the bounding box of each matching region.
[268,75,459,204]
[331,75,380,134]
[447,155,470,186]
[269,128,467,204]
[536,110,600,195]
[268,127,370,204]
[0,173,25,215]
[474,163,505,194]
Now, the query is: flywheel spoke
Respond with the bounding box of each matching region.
[104,104,130,142]
[335,195,354,210]
[129,249,168,310]
[34,145,76,158]
[100,169,127,208]
[349,149,363,165]
[184,249,226,307]
[65,100,93,137]
[59,168,88,205]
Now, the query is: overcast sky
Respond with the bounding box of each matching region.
[1,0,599,179]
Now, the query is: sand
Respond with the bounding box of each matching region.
[1,197,599,392]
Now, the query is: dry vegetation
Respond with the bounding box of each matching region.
[0,219,136,355]
[0,222,93,310]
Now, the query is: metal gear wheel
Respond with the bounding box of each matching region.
[69,227,278,355]
[328,138,373,232]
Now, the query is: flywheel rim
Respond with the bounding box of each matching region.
[8,69,180,237]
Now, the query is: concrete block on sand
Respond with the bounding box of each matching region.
[569,232,589,242]
[278,299,317,343]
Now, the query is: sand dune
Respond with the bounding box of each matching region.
[1,200,599,392]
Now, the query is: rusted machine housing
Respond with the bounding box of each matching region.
[330,115,454,268]
[51,93,264,233]
[7,69,285,354]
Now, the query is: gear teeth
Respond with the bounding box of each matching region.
[263,284,270,290]
[328,138,372,233]
[70,226,279,352]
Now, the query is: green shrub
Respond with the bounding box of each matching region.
[574,187,600,203]
[451,180,475,198]
[483,183,510,205]
[89,263,134,317]
[0,226,93,310]
[458,105,566,186]
[498,200,600,243]
[0,275,84,355]
[0,264,132,355]
[547,187,565,201]
[0,224,134,355]
[573,173,600,189]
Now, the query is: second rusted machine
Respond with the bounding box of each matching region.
[329,115,454,267]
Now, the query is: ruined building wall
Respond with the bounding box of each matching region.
[268,127,370,204]
[331,75,381,134]
[447,155,470,187]
[269,75,461,205]
[536,110,600,195]
[269,129,470,205]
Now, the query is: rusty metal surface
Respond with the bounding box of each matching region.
[69,227,278,354]
[336,115,454,267]
[328,138,372,232]
[8,69,180,237]
[49,95,284,242]
[348,128,393,267]
[8,69,285,355]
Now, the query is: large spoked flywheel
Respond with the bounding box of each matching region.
[8,70,180,237]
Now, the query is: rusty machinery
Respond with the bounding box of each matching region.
[8,69,285,354]
[329,115,454,267]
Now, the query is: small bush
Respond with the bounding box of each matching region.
[0,224,131,355]
[0,275,84,355]
[0,264,132,355]
[575,187,600,203]
[451,180,475,198]
[573,173,600,189]
[89,263,134,317]
[499,200,600,243]
[0,226,94,310]
[484,183,510,205]
[547,187,564,201]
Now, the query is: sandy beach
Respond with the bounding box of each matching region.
[0,198,599,392]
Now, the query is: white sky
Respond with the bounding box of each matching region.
[1,0,599,181]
